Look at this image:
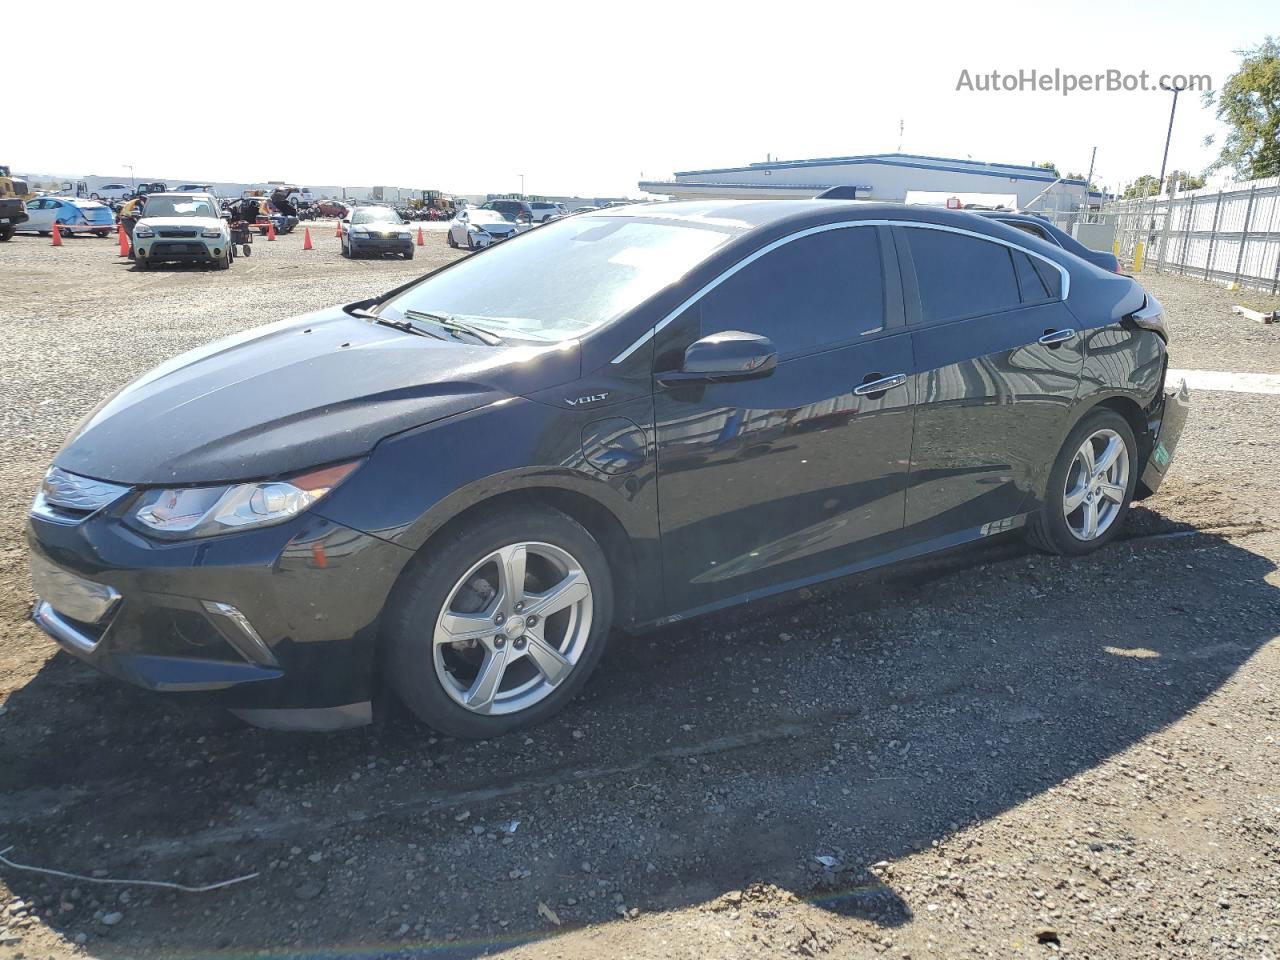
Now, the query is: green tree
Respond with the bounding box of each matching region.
[1035,161,1060,176]
[1174,172,1206,191]
[1203,36,1280,179]
[1122,175,1162,199]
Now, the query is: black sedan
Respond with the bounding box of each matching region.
[340,206,415,259]
[28,200,1188,736]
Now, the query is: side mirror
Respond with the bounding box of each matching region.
[658,331,778,385]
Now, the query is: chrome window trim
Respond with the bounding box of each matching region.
[610,218,1071,364]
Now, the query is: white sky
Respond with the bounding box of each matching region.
[12,0,1274,198]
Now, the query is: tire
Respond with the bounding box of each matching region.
[384,505,614,739]
[467,235,476,250]
[1025,408,1137,556]
[90,193,100,200]
[214,252,230,270]
[135,256,149,271]
[447,230,457,249]
[242,244,252,257]
[94,229,109,238]
[403,247,414,260]
[0,226,13,242]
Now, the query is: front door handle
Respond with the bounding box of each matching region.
[1038,328,1076,346]
[853,373,908,396]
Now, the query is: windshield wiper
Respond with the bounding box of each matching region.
[346,306,443,339]
[404,309,504,346]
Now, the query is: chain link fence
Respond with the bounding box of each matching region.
[1086,176,1280,294]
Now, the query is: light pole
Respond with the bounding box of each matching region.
[519,174,525,198]
[1157,79,1186,194]
[124,164,135,190]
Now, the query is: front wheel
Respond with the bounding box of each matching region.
[384,506,614,738]
[0,226,13,242]
[1025,409,1137,556]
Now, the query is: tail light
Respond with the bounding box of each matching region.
[1127,295,1167,342]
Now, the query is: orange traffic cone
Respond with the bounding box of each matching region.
[416,226,425,246]
[117,223,130,257]
[51,223,63,246]
[266,220,277,241]
[302,227,313,251]
[334,220,342,237]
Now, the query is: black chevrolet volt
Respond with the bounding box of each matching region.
[28,200,1188,736]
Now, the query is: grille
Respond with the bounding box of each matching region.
[157,228,198,238]
[32,468,131,523]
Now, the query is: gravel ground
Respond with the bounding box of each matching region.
[0,237,1277,960]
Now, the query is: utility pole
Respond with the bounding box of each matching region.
[897,119,904,152]
[124,164,134,190]
[1157,79,1186,194]
[1084,146,1097,218]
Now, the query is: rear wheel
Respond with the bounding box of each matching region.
[1025,409,1136,556]
[93,229,110,238]
[384,506,614,739]
[0,226,13,242]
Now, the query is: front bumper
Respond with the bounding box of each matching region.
[1137,377,1190,498]
[27,497,416,729]
[136,238,228,263]
[350,234,413,253]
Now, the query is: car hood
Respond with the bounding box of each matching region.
[138,216,223,230]
[54,306,581,485]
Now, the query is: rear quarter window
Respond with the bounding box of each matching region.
[903,228,1022,325]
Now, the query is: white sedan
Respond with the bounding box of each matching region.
[19,196,116,237]
[447,209,521,250]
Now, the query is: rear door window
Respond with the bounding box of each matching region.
[698,226,886,360]
[903,228,1022,325]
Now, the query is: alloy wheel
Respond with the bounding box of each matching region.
[1063,427,1129,541]
[432,542,593,716]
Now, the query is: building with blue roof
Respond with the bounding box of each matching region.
[639,153,1103,212]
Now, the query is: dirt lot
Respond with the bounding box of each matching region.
[1,229,1278,960]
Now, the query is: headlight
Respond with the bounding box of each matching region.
[129,461,360,539]
[134,225,154,238]
[201,227,222,238]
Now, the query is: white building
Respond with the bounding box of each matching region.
[639,153,1101,213]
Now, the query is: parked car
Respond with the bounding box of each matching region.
[966,210,1122,273]
[482,198,534,224]
[341,206,414,259]
[314,199,349,218]
[18,196,116,237]
[447,208,520,249]
[571,205,600,215]
[131,193,234,270]
[174,184,219,198]
[90,183,133,201]
[529,201,563,223]
[26,200,1187,736]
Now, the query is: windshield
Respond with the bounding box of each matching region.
[383,216,741,342]
[353,208,404,225]
[143,197,217,218]
[468,210,507,224]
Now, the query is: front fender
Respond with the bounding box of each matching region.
[315,395,662,623]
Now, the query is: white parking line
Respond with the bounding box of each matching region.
[1167,369,1280,395]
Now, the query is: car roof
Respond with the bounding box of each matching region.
[591,198,1027,233]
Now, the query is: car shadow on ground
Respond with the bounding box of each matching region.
[1,518,1275,957]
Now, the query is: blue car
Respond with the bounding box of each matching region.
[20,196,116,237]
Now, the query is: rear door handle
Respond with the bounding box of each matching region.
[1038,328,1076,346]
[853,373,908,396]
